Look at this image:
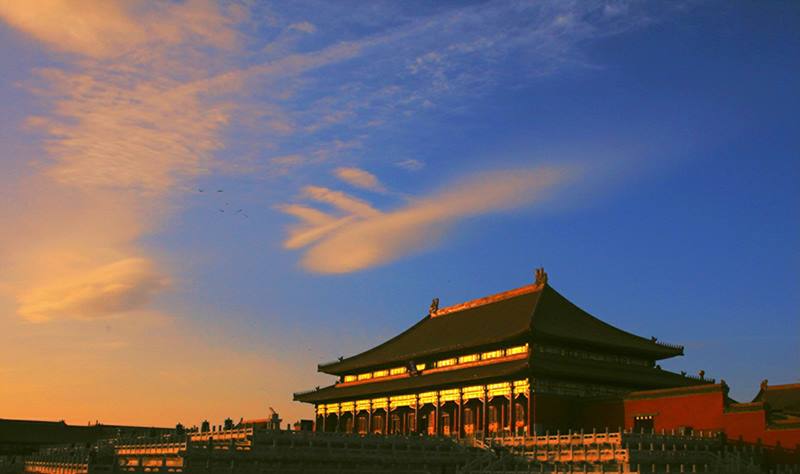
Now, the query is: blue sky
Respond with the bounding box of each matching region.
[0,1,797,425]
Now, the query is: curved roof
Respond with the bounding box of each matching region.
[753,383,800,416]
[319,285,541,375]
[318,283,683,376]
[531,286,683,359]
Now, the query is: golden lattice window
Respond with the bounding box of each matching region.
[481,350,503,360]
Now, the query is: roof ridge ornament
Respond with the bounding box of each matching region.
[534,267,548,286]
[429,297,440,316]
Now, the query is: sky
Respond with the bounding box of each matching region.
[0,1,797,427]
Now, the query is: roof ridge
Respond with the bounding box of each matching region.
[431,282,545,318]
[626,383,721,399]
[766,383,800,391]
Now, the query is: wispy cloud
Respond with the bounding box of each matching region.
[280,166,574,273]
[334,167,387,193]
[303,186,381,218]
[0,1,247,321]
[288,21,316,34]
[0,0,239,59]
[0,0,660,320]
[18,257,168,323]
[395,159,425,171]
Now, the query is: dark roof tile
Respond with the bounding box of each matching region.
[318,283,682,376]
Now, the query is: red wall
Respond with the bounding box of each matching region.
[624,387,726,432]
[622,385,800,450]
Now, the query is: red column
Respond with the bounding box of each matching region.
[527,384,532,436]
[457,393,462,439]
[414,396,419,434]
[510,396,516,436]
[481,388,487,440]
[501,400,505,435]
[435,395,440,436]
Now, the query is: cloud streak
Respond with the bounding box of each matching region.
[281,166,574,273]
[0,0,239,58]
[0,0,247,321]
[0,1,658,311]
[17,257,168,323]
[334,167,387,193]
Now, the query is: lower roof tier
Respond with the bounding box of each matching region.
[296,359,528,404]
[295,354,700,404]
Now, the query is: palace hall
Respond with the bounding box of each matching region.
[294,269,703,437]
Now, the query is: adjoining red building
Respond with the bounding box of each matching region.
[618,382,800,448]
[294,270,800,455]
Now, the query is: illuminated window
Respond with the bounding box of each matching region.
[343,375,356,383]
[357,372,372,381]
[513,379,529,394]
[439,388,460,401]
[390,394,416,408]
[481,350,503,360]
[487,382,511,397]
[633,415,654,433]
[415,363,426,371]
[506,344,529,356]
[462,385,484,400]
[373,370,388,378]
[458,354,479,364]
[436,358,457,368]
[356,399,371,411]
[418,391,437,404]
[390,367,407,376]
[371,397,388,409]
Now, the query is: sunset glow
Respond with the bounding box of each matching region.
[0,1,797,429]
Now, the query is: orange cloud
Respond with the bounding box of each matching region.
[17,257,168,323]
[334,167,387,193]
[0,0,370,325]
[303,185,381,217]
[0,0,238,58]
[0,176,168,321]
[0,1,245,323]
[281,166,575,273]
